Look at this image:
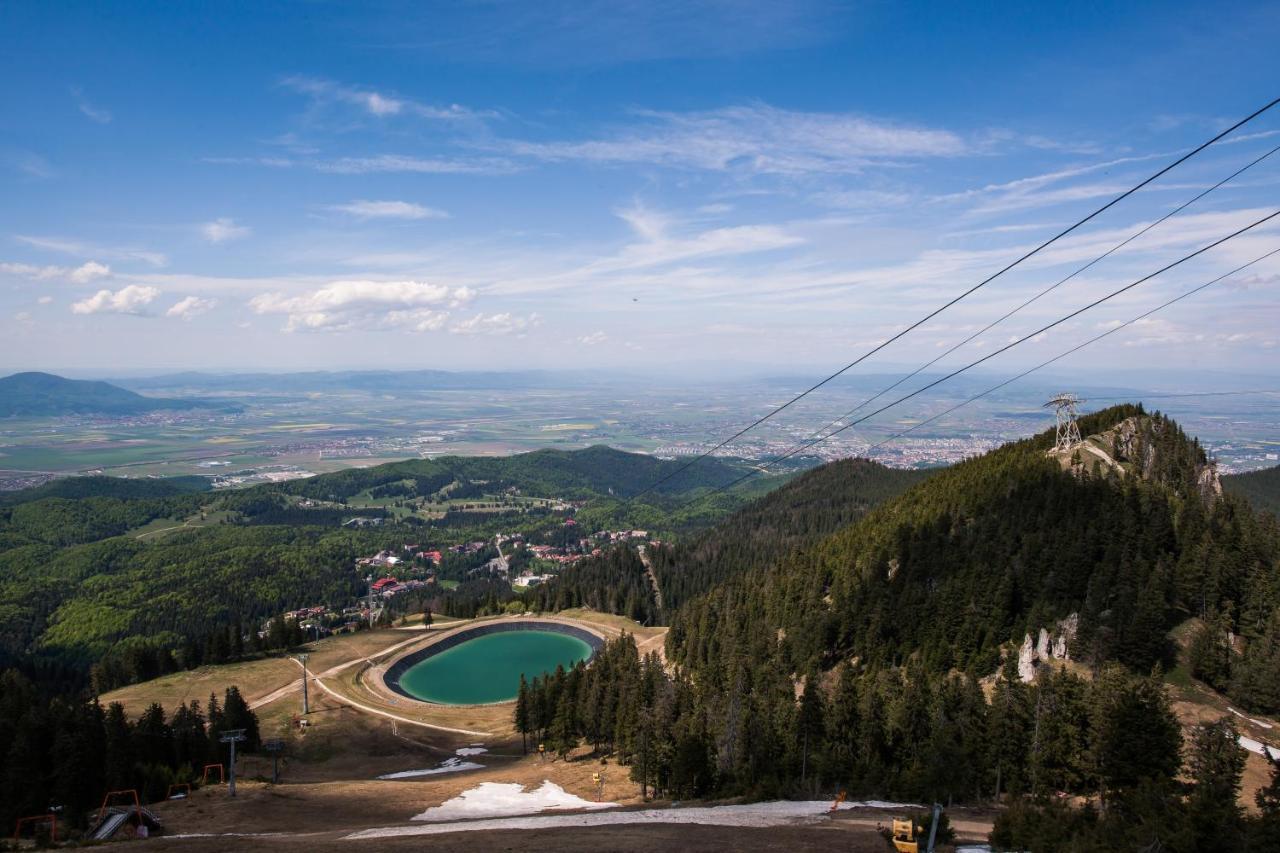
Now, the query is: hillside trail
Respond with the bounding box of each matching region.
[636,545,664,611]
[249,632,430,711]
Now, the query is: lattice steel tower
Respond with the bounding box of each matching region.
[1045,393,1085,452]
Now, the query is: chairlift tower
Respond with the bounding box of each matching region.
[1045,393,1085,452]
[218,729,246,797]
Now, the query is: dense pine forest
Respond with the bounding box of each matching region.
[516,406,1280,851]
[1225,462,1280,517]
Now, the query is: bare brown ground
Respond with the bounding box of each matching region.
[144,822,894,852]
[105,611,993,851]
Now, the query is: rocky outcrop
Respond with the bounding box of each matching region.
[1059,415,1222,505]
[1016,613,1079,682]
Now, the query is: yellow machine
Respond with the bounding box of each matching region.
[890,803,942,853]
[891,817,921,853]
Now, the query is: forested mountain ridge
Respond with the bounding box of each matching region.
[0,444,769,686]
[529,457,930,620]
[276,444,750,501]
[0,371,234,416]
[669,405,1279,683]
[514,406,1280,847]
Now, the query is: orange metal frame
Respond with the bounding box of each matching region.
[95,789,140,829]
[13,814,57,843]
[201,763,225,784]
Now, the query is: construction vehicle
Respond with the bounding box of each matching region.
[890,803,943,853]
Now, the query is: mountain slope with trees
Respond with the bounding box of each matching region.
[517,405,1280,850]
[0,371,233,416]
[1225,463,1280,517]
[529,457,929,619]
[0,444,773,688]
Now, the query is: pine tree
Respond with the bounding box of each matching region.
[221,686,260,751]
[1186,717,1246,853]
[1188,611,1234,691]
[103,701,134,790]
[1090,667,1181,806]
[795,674,825,789]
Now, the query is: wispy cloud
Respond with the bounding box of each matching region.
[71,285,160,316]
[5,151,55,178]
[495,103,967,176]
[205,153,515,175]
[201,218,251,244]
[316,154,514,175]
[14,235,167,267]
[592,203,804,271]
[71,87,112,124]
[1,260,112,283]
[279,75,489,121]
[326,200,450,220]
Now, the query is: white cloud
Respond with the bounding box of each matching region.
[14,311,32,323]
[166,295,217,320]
[279,75,486,121]
[70,261,112,283]
[37,296,53,304]
[0,262,62,280]
[201,218,250,244]
[450,312,539,336]
[589,204,804,272]
[498,103,967,176]
[577,331,608,345]
[327,200,450,220]
[250,280,474,333]
[1,259,111,282]
[316,154,515,175]
[71,285,160,315]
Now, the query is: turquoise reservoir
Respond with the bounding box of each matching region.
[394,629,593,705]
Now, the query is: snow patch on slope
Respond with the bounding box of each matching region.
[412,781,613,821]
[1239,735,1280,760]
[348,797,923,839]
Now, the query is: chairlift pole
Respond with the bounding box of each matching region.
[219,729,247,797]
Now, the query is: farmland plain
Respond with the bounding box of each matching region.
[1,371,1276,491]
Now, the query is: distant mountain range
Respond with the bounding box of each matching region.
[111,369,611,393]
[0,372,237,417]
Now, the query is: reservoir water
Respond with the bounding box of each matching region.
[396,630,594,704]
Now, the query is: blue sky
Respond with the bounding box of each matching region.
[2,0,1279,378]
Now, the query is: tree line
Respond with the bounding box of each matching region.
[516,633,1279,851]
[0,669,260,838]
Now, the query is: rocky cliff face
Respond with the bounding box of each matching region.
[1017,613,1079,682]
[1052,415,1221,504]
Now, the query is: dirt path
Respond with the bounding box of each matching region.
[306,665,492,736]
[250,633,432,711]
[637,545,664,611]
